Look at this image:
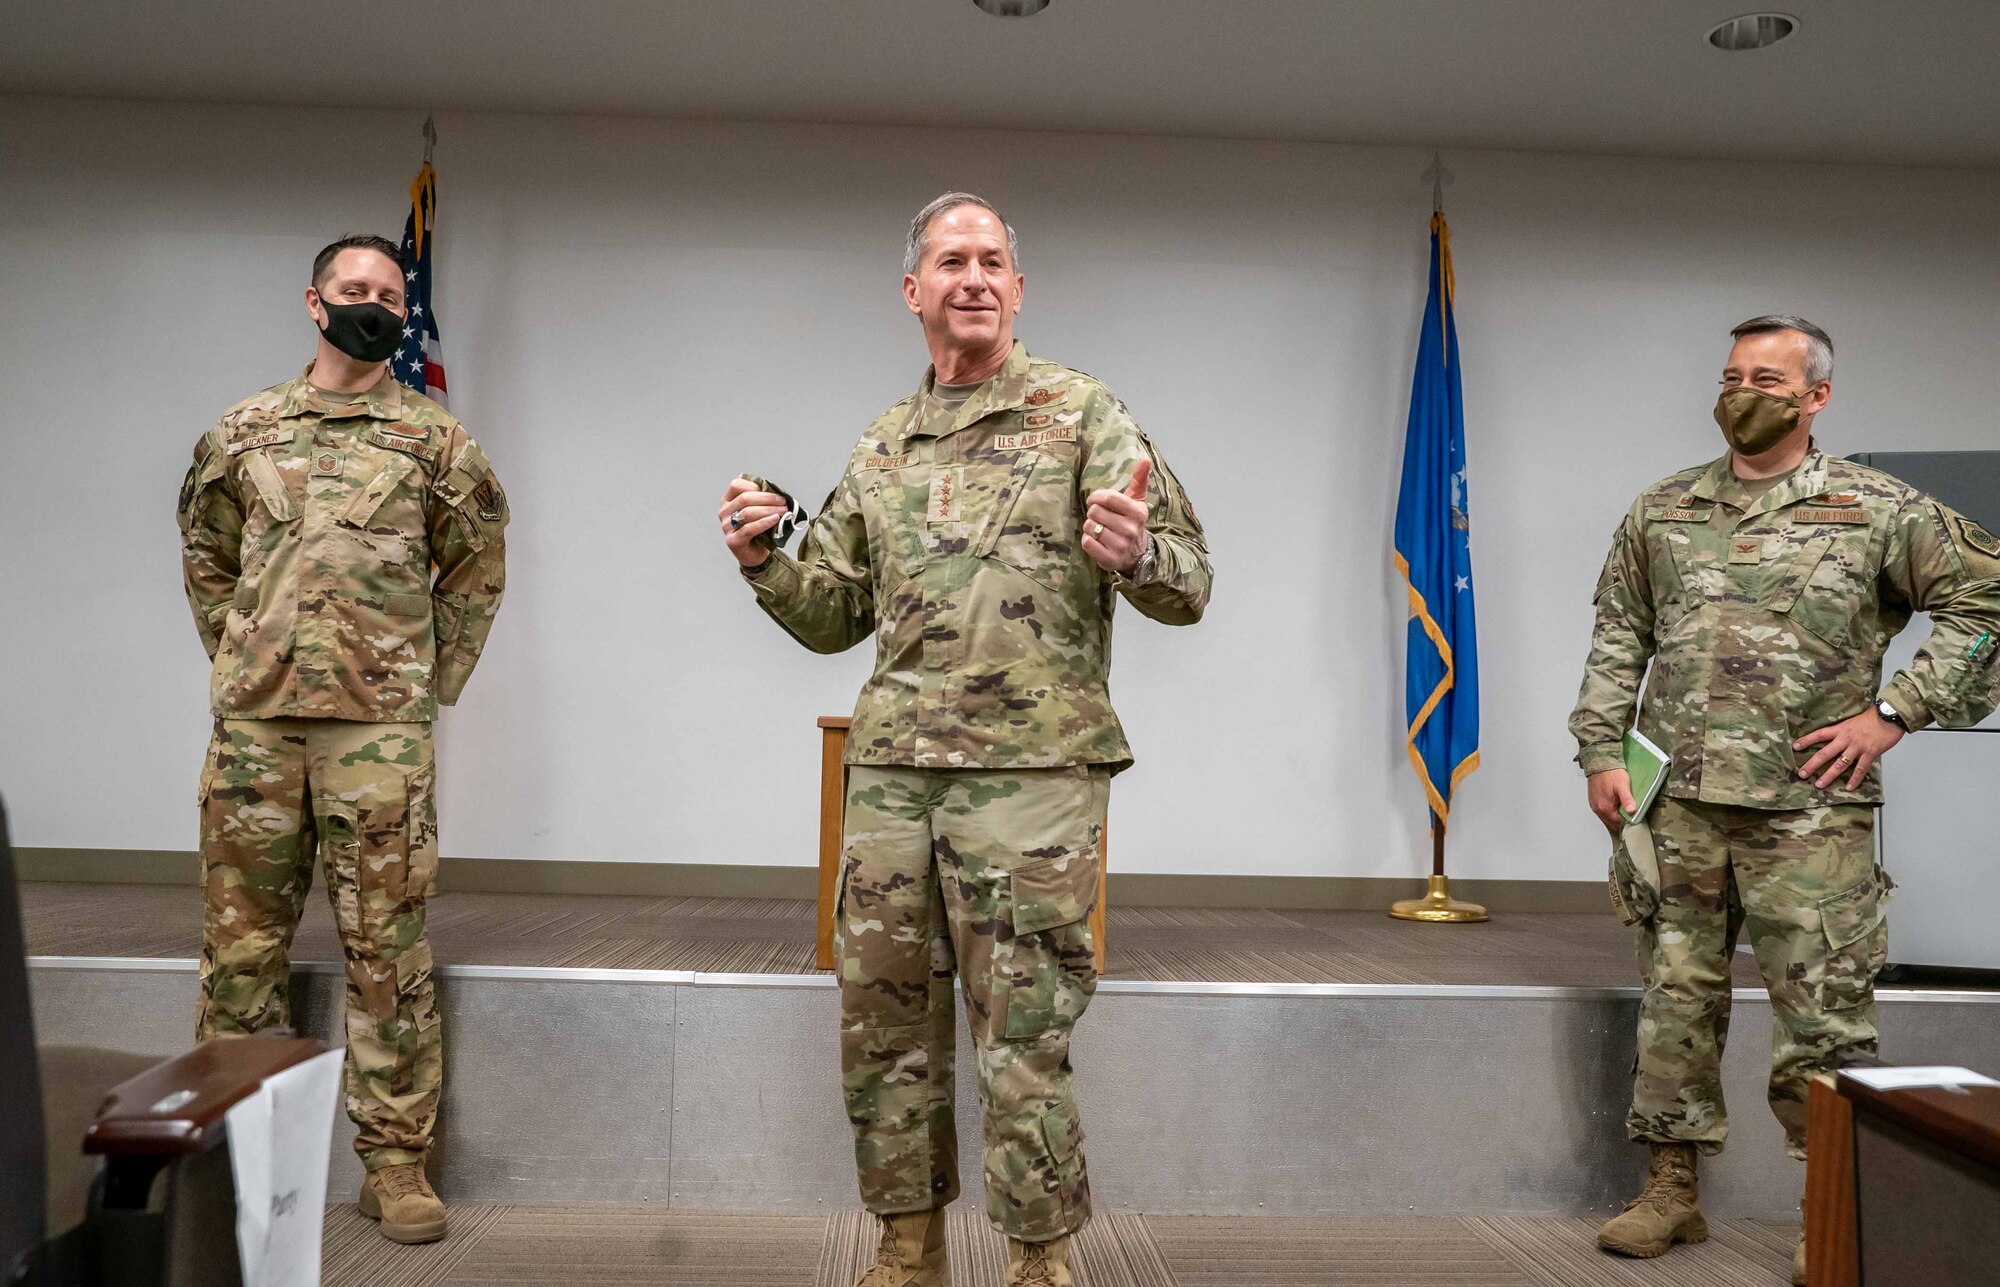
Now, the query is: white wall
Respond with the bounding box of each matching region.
[3,97,1996,881]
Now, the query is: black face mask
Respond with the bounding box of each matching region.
[316,299,404,364]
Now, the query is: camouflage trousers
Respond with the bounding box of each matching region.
[838,764,1108,1243]
[1615,795,1890,1160]
[195,717,442,1170]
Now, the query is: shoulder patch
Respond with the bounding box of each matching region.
[470,477,504,522]
[1960,515,2000,558]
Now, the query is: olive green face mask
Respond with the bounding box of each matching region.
[1713,385,1806,455]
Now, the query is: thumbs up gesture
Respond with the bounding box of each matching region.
[1083,458,1153,575]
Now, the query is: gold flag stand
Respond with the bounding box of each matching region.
[1390,822,1488,923]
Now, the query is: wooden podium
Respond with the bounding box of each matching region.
[1806,1067,2000,1285]
[815,716,1107,974]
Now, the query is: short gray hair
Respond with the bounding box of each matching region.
[1731,314,1834,385]
[903,192,1020,275]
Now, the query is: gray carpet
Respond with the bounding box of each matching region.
[323,1206,1800,1286]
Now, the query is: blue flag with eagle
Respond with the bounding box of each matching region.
[1392,212,1480,826]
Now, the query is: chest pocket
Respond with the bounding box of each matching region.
[1772,524,1874,649]
[857,451,931,587]
[981,441,1082,593]
[238,447,299,523]
[1646,506,1715,631]
[340,453,421,530]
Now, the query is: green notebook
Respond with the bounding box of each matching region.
[1621,728,1670,825]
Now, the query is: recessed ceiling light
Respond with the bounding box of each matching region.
[972,0,1051,15]
[1707,12,1798,51]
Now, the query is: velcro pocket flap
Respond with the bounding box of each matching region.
[340,455,417,528]
[233,583,258,610]
[1818,875,1883,952]
[241,449,298,522]
[1764,532,1836,614]
[1010,852,1098,936]
[973,450,1042,560]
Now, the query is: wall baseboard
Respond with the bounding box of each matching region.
[15,848,1612,915]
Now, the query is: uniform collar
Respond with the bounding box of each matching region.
[1689,442,1830,519]
[898,340,1032,442]
[282,361,404,421]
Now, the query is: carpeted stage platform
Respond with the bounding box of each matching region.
[21,882,1763,987]
[25,880,1999,1240]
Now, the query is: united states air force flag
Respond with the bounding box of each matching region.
[392,163,447,405]
[1392,213,1480,826]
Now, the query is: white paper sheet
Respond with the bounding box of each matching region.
[1841,1065,2000,1092]
[225,1048,344,1287]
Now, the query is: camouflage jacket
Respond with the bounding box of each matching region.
[1571,446,2000,808]
[745,342,1211,770]
[178,365,508,722]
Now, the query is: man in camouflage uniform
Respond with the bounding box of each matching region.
[718,194,1210,1287]
[177,234,507,1244]
[1570,315,2000,1283]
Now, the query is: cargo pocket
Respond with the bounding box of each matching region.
[405,764,438,899]
[1609,829,1660,927]
[1042,1095,1084,1164]
[328,778,414,914]
[1817,869,1890,1011]
[393,940,442,1090]
[999,845,1100,1040]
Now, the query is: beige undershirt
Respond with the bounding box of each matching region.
[1735,466,1797,497]
[929,379,981,414]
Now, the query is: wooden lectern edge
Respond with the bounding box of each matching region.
[814,716,1106,975]
[1805,1073,1859,1287]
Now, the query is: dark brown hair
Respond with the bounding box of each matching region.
[311,234,403,288]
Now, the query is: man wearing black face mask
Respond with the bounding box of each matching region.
[176,234,509,1245]
[1569,315,2000,1283]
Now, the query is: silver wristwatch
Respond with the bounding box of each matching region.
[1875,699,1909,731]
[1128,535,1158,586]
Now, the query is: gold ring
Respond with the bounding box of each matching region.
[1090,521,1103,537]
[1836,755,1854,766]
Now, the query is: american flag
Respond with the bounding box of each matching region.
[392,162,447,406]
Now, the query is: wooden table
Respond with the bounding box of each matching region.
[815,716,1107,974]
[1806,1066,2000,1285]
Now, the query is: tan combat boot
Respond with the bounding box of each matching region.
[855,1210,948,1287]
[1793,1230,1808,1285]
[357,1163,447,1244]
[1596,1142,1707,1258]
[1006,1235,1073,1287]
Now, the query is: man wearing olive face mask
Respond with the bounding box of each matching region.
[1569,315,2000,1283]
[176,233,509,1245]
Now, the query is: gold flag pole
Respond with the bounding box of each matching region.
[1390,818,1488,923]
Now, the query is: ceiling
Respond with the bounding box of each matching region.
[5,1,1996,166]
